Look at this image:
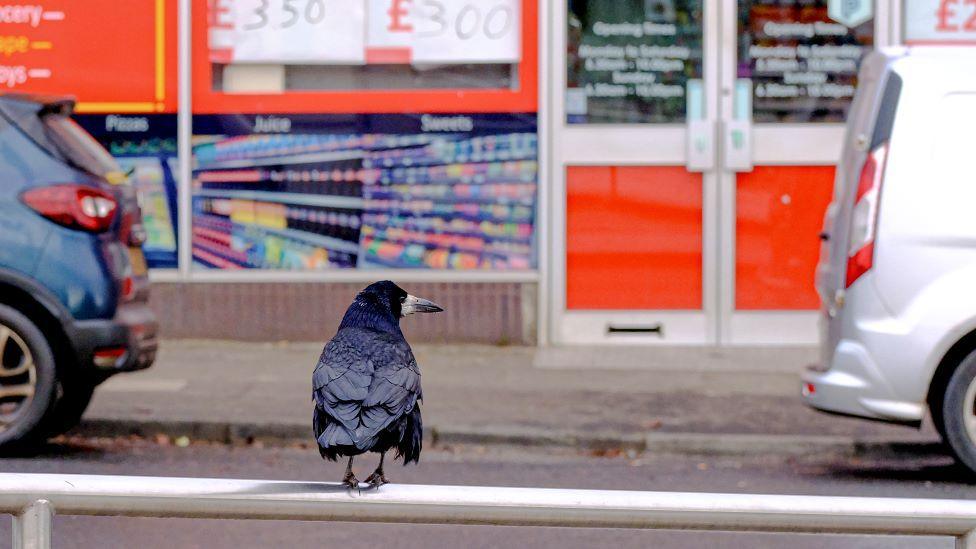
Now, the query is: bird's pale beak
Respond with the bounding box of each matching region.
[401,294,444,316]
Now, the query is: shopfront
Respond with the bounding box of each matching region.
[5,0,965,345]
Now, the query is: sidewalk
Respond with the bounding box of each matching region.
[78,340,940,456]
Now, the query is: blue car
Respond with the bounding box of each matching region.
[0,94,157,449]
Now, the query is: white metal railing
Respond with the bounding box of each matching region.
[3,473,976,549]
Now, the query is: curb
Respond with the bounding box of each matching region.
[71,418,945,459]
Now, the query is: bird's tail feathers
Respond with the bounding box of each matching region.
[395,406,422,465]
[314,408,356,461]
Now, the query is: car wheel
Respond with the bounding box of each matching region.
[40,379,96,438]
[940,349,976,475]
[0,304,58,451]
[932,405,948,445]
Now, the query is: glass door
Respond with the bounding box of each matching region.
[549,0,892,346]
[719,0,888,344]
[550,0,720,344]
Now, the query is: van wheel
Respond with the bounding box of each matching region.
[940,350,976,474]
[0,304,58,452]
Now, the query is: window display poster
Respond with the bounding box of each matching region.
[738,0,874,123]
[77,115,180,269]
[566,0,704,124]
[191,113,538,271]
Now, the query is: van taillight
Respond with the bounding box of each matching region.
[20,184,117,233]
[846,143,888,288]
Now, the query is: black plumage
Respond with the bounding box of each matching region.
[312,281,442,488]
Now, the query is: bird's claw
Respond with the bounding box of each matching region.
[364,471,390,488]
[342,473,360,490]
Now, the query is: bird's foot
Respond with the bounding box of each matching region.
[364,471,390,488]
[341,472,360,490]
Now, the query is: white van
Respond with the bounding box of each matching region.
[801,47,976,473]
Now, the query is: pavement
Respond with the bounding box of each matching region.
[77,340,942,457]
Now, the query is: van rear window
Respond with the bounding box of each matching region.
[871,72,903,149]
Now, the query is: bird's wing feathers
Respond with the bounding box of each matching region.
[313,328,421,449]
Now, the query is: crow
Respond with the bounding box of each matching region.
[312,281,443,488]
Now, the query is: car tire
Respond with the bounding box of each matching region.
[40,379,96,438]
[0,304,58,452]
[941,350,976,475]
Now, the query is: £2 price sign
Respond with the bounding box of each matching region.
[366,0,521,64]
[905,0,976,45]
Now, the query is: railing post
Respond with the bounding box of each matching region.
[958,529,976,549]
[12,499,53,549]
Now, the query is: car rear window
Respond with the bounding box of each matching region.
[0,100,120,178]
[871,72,903,149]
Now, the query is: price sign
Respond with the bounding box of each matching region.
[209,0,521,65]
[214,0,366,63]
[905,0,976,45]
[366,0,521,64]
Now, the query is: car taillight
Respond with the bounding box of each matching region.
[121,275,135,301]
[846,143,889,287]
[20,184,117,233]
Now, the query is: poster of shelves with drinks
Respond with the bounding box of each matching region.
[190,113,538,271]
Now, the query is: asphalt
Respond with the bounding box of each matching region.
[77,340,942,456]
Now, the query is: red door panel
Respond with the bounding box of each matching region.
[566,166,703,310]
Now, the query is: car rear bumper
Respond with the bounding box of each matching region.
[801,339,925,425]
[67,300,158,374]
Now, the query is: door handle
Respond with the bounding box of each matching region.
[724,79,754,172]
[685,79,715,172]
[686,118,716,172]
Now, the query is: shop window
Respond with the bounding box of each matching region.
[566,0,705,124]
[738,0,874,123]
[190,114,538,271]
[193,0,539,272]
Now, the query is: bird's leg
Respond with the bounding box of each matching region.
[341,456,359,489]
[364,452,390,487]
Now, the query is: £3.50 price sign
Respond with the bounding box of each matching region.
[209,0,521,65]
[214,0,366,63]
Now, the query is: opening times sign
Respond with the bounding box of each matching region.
[0,1,175,113]
[209,0,521,65]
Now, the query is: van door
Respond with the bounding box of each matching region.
[817,51,890,304]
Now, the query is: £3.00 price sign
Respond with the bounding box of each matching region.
[209,0,521,65]
[366,0,520,64]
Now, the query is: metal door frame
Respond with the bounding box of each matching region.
[546,0,722,346]
[718,0,897,345]
[544,0,900,346]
